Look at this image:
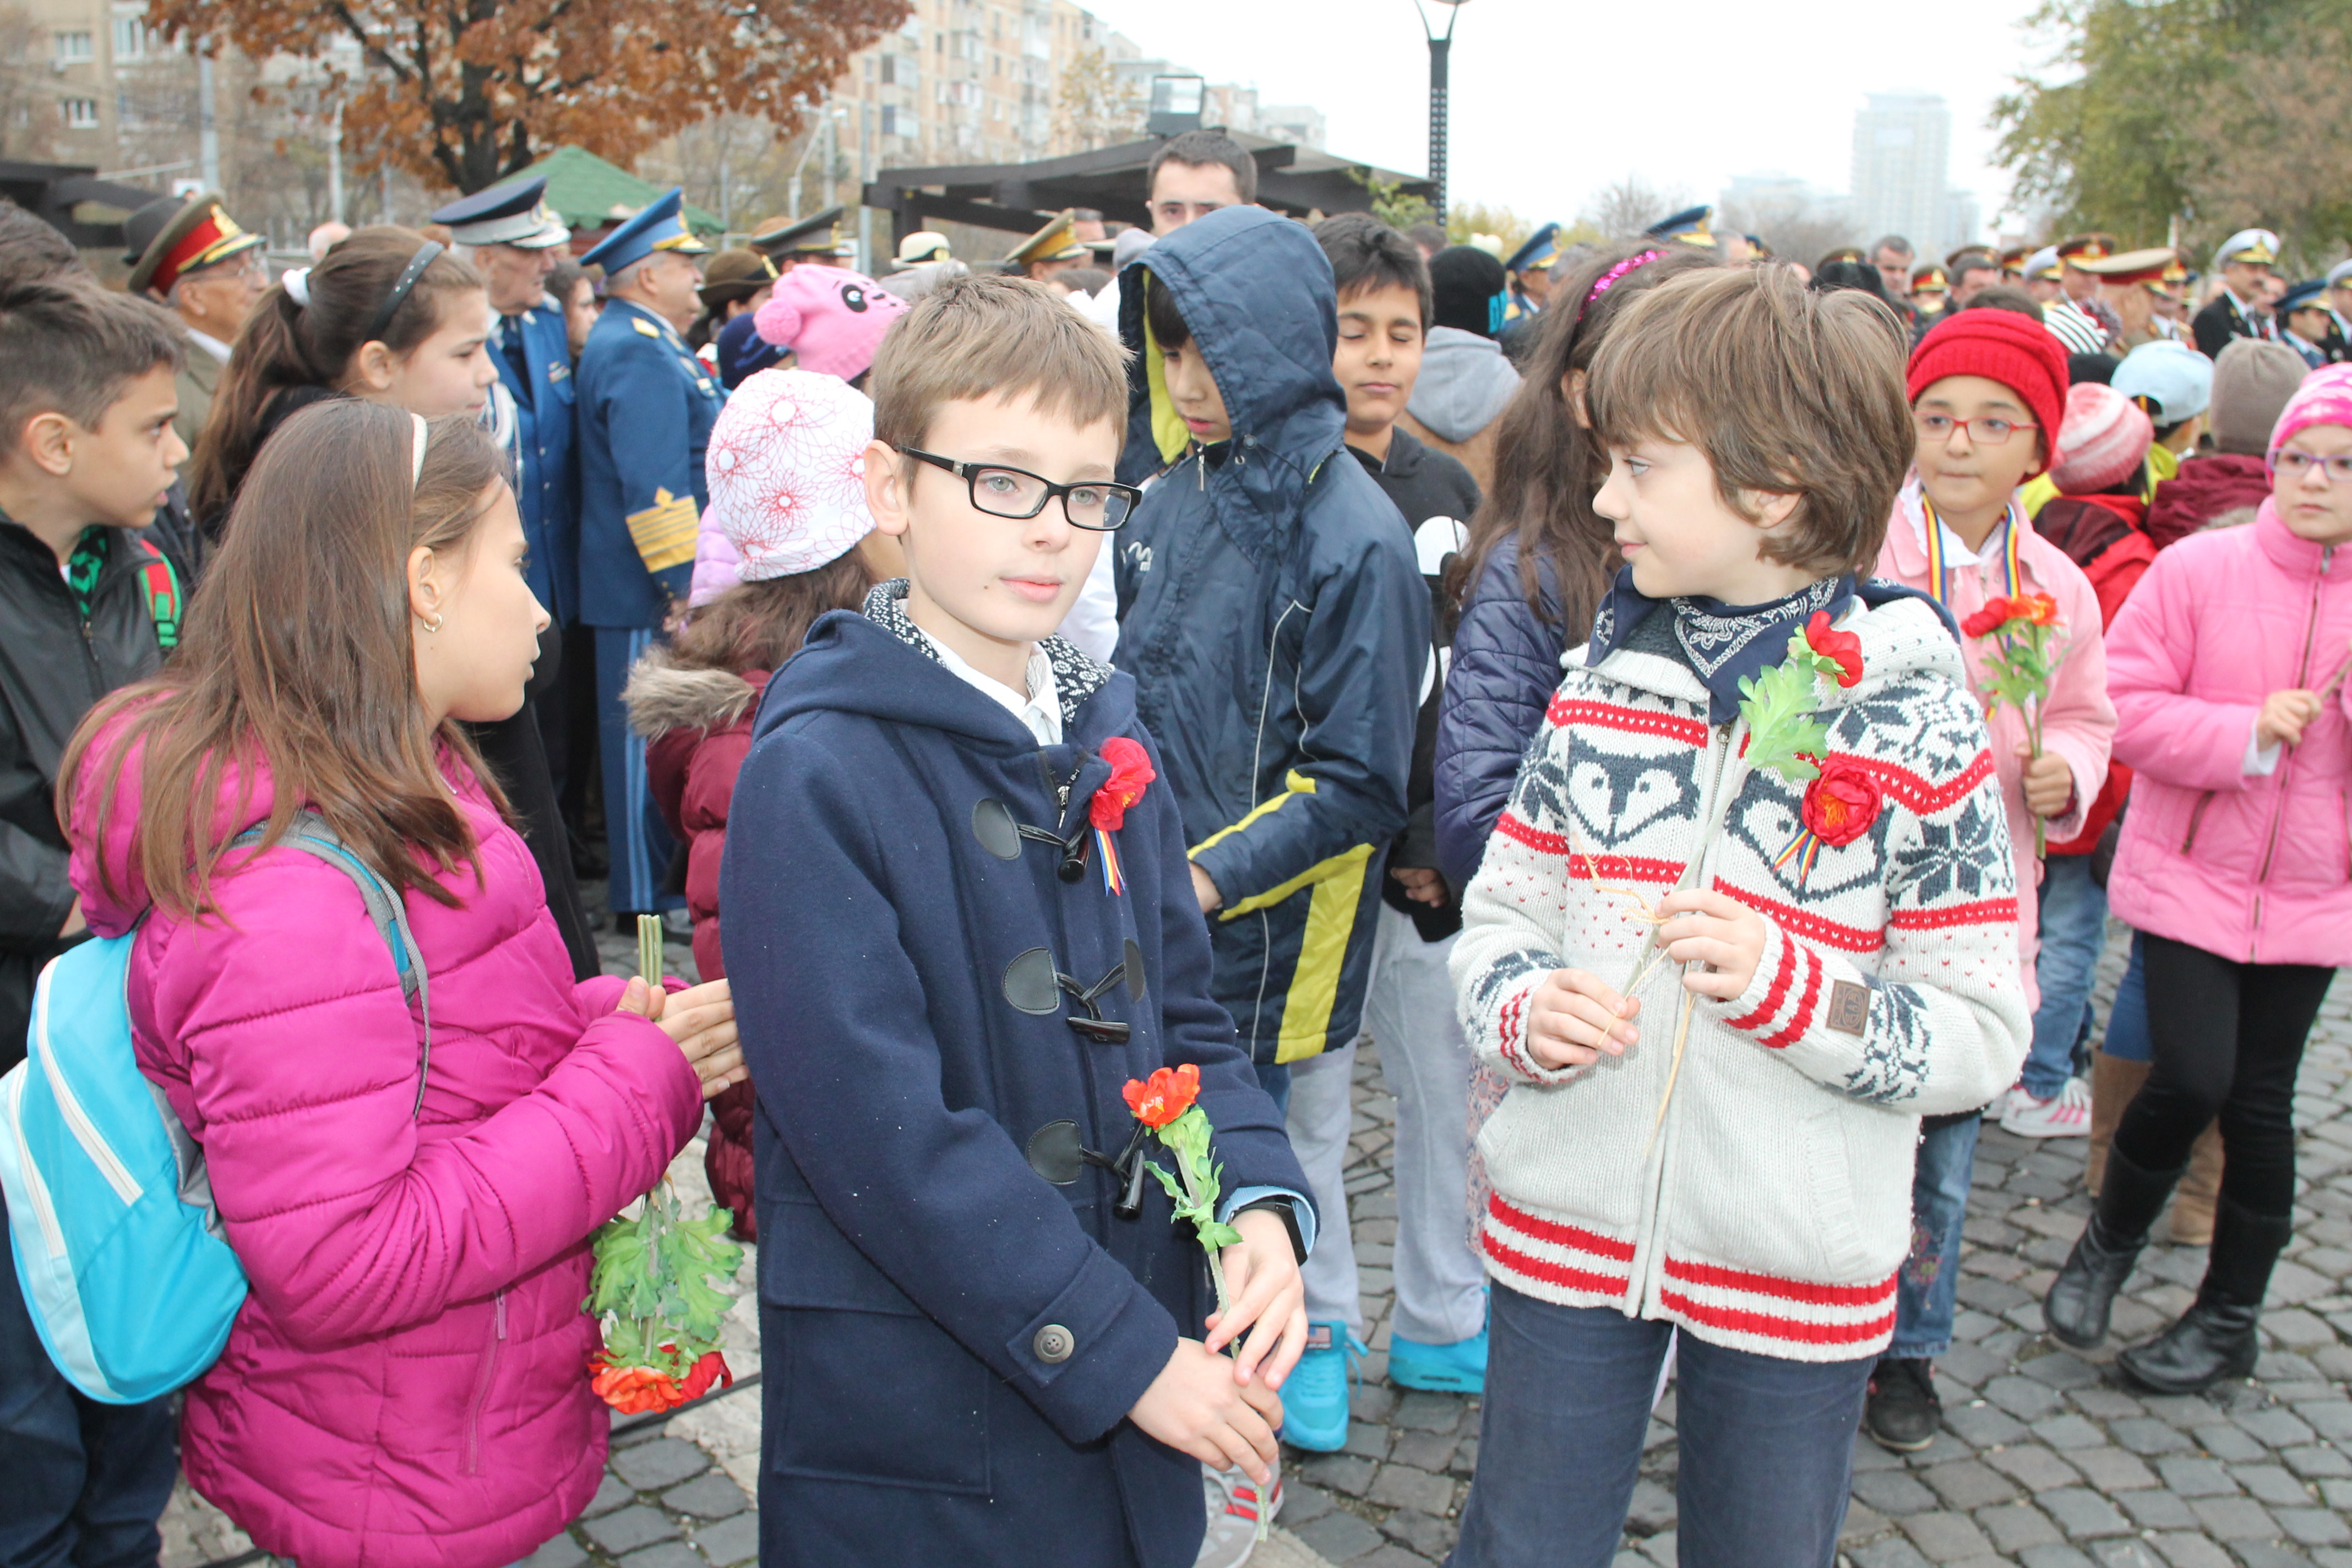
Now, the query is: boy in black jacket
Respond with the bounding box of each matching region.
[0,276,188,1568]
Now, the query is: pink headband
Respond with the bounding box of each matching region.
[1577,249,1664,322]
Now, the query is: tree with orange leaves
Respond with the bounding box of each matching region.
[145,0,910,194]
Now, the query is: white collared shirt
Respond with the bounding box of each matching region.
[185,327,232,364]
[921,633,1061,745]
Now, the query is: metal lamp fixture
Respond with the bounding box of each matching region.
[1415,0,1469,218]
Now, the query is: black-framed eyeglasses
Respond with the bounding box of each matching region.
[899,447,1141,531]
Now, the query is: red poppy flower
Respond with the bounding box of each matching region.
[1090,736,1157,832]
[1800,759,1883,847]
[1959,603,2003,638]
[1123,1063,1200,1129]
[1803,611,1865,688]
[2022,593,2059,626]
[588,1347,732,1414]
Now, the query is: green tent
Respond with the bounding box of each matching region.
[508,146,724,237]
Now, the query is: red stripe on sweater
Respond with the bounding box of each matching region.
[1548,695,1711,748]
[1491,814,1685,885]
[1488,1195,1640,1261]
[1483,1234,1632,1298]
[1724,931,1797,1032]
[1842,751,1995,815]
[1659,1291,1897,1346]
[1712,880,1884,954]
[1760,946,1824,1049]
[1496,988,1538,1079]
[1890,897,2020,931]
[1663,1256,1898,1309]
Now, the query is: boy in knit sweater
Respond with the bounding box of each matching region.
[1447,267,2029,1568]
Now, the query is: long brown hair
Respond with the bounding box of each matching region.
[667,551,875,677]
[64,401,508,917]
[1448,240,1724,636]
[188,226,482,523]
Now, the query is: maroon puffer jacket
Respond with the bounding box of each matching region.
[2146,452,2271,547]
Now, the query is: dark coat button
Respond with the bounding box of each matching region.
[1033,1324,1075,1364]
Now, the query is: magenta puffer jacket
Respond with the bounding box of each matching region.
[2105,499,2352,967]
[68,733,705,1568]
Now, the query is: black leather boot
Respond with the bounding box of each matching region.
[2119,1199,2291,1394]
[2043,1146,2181,1349]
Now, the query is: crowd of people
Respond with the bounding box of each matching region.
[2,124,2350,1568]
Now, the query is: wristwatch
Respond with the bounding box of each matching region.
[1232,1195,1308,1265]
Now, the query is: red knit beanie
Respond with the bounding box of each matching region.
[1906,309,2071,468]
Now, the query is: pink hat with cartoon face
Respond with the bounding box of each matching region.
[696,369,874,602]
[752,264,908,382]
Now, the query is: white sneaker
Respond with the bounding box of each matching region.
[1195,1463,1283,1568]
[2001,1076,2093,1137]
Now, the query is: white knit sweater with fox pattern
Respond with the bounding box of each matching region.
[1450,593,2030,1363]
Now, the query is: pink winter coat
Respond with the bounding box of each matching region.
[1877,482,2117,1012]
[2104,499,2352,966]
[68,732,704,1568]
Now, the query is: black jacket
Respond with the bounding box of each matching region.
[1351,429,1480,939]
[2192,292,2265,360]
[0,518,169,1070]
[1112,207,1429,1064]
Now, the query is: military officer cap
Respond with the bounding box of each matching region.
[697,247,780,312]
[123,190,264,296]
[2213,228,2280,270]
[894,231,952,266]
[1997,245,2033,277]
[2023,246,2064,282]
[1005,209,1088,269]
[753,206,849,260]
[1645,205,1714,246]
[1946,246,1997,275]
[2278,280,2332,316]
[1910,264,1951,295]
[1502,222,1565,277]
[1817,246,1867,269]
[429,177,569,250]
[2327,258,2352,290]
[2073,247,2177,286]
[581,187,709,276]
[2055,232,2117,266]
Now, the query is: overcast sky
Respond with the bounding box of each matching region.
[1078,0,2065,241]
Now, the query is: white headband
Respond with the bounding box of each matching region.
[410,413,429,485]
[283,267,312,308]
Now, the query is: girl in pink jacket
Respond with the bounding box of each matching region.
[2044,363,2352,1393]
[61,402,745,1568]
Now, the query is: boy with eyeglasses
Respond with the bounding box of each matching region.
[719,273,1314,1568]
[1863,309,2116,1452]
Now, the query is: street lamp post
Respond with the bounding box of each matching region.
[1417,1,1469,220]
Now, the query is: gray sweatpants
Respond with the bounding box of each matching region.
[1285,904,1488,1346]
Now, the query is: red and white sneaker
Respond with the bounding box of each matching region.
[1195,1463,1284,1568]
[2000,1076,2092,1137]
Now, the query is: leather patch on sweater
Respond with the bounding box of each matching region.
[1827,979,1870,1036]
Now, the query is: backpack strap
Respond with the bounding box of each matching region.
[130,537,181,654]
[226,810,431,1117]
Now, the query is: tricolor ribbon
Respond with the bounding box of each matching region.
[1920,496,2026,609]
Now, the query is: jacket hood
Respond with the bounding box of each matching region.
[1405,327,1521,443]
[623,649,763,739]
[1116,206,1347,532]
[2147,452,2270,547]
[755,606,1134,752]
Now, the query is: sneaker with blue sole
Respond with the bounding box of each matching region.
[1388,1326,1488,1395]
[1279,1321,1362,1452]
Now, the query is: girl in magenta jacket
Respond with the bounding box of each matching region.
[61,402,744,1568]
[2044,364,2352,1394]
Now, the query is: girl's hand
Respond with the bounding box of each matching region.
[1657,889,1766,1000]
[2018,745,2075,819]
[2256,689,2322,750]
[1526,968,1639,1070]
[1127,1338,1281,1487]
[619,976,744,1098]
[1204,1209,1308,1389]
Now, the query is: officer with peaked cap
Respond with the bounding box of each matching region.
[123,190,268,459]
[432,177,581,633]
[2074,247,2178,353]
[575,187,717,925]
[1004,209,1088,282]
[894,230,952,269]
[1500,221,1564,322]
[1909,263,1953,339]
[1644,205,1716,248]
[2275,280,2343,368]
[2195,230,2280,358]
[750,206,849,270]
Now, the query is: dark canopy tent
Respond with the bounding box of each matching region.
[862,133,1436,246]
[0,160,176,248]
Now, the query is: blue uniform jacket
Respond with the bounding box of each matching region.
[720,603,1310,1568]
[1111,206,1427,1064]
[496,300,581,623]
[574,297,722,628]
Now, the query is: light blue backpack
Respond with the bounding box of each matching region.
[0,812,429,1403]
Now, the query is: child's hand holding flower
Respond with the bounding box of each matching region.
[2019,745,2075,819]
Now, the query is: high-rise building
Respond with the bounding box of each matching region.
[1850,92,1950,253]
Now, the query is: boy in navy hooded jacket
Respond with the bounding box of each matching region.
[720,274,1314,1568]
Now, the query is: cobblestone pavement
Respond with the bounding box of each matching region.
[162,914,2352,1568]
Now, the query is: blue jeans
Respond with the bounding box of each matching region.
[2102,931,2152,1063]
[1451,1286,1871,1568]
[1888,1113,1981,1360]
[0,1209,178,1568]
[2025,854,2108,1096]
